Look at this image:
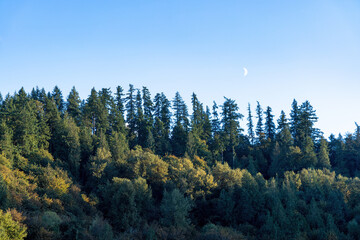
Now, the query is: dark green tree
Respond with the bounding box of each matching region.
[126,84,137,148]
[171,92,189,157]
[221,97,243,167]
[265,106,276,141]
[66,86,82,125]
[52,86,64,113]
[247,103,255,145]
[256,101,265,143]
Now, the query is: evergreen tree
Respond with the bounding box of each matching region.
[98,88,113,113]
[256,101,265,142]
[203,106,212,143]
[298,100,319,146]
[30,87,40,101]
[109,131,129,162]
[290,99,300,145]
[135,89,144,146]
[277,110,288,133]
[211,101,221,135]
[210,102,224,164]
[265,106,276,141]
[52,86,64,113]
[153,93,171,155]
[171,92,189,157]
[0,121,14,162]
[83,88,108,135]
[126,84,137,148]
[160,189,193,228]
[13,101,40,156]
[142,87,153,128]
[221,97,243,167]
[109,86,126,134]
[66,86,82,125]
[191,93,204,137]
[318,138,331,169]
[301,136,317,169]
[247,103,255,145]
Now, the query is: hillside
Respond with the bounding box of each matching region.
[1,85,360,239]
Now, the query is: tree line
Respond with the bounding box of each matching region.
[1,85,360,239]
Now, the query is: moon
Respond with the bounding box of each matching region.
[243,67,248,77]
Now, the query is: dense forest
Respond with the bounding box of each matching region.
[1,85,360,239]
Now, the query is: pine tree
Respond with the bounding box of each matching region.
[221,97,243,167]
[30,87,40,101]
[115,86,125,116]
[142,88,155,150]
[126,84,137,148]
[18,103,40,155]
[211,101,221,135]
[153,93,171,155]
[171,92,189,157]
[290,99,300,145]
[203,106,212,143]
[109,131,129,162]
[160,189,193,228]
[277,110,288,133]
[52,86,65,113]
[265,106,275,141]
[247,103,255,145]
[317,138,331,169]
[99,88,113,113]
[109,86,126,134]
[84,88,108,135]
[301,136,317,169]
[298,100,319,146]
[66,86,82,125]
[0,120,14,162]
[191,93,204,137]
[142,87,153,128]
[256,101,265,143]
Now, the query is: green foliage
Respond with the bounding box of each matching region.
[41,211,62,233]
[2,86,360,239]
[160,188,193,228]
[103,177,152,231]
[89,216,113,240]
[0,209,27,240]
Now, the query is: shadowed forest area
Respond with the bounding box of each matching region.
[1,85,360,239]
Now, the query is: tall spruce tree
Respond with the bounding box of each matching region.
[52,86,65,113]
[171,92,189,157]
[153,93,171,155]
[317,137,331,169]
[126,84,137,148]
[265,106,275,141]
[66,86,82,125]
[109,86,126,134]
[84,88,108,135]
[247,103,255,145]
[290,99,300,144]
[221,97,243,167]
[256,101,265,143]
[142,87,154,150]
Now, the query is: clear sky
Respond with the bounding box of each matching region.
[0,1,359,137]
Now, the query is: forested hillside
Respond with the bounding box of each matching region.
[1,85,360,239]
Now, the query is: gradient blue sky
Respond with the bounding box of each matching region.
[1,1,360,137]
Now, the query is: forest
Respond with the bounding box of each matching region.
[1,85,360,240]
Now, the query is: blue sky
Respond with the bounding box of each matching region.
[0,1,359,137]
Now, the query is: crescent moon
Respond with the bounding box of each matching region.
[243,67,248,77]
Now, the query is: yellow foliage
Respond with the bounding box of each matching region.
[166,155,217,198]
[81,194,97,206]
[0,165,39,206]
[41,166,72,196]
[212,162,245,189]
